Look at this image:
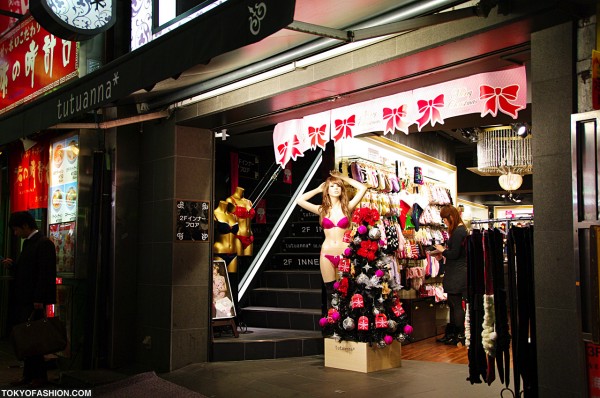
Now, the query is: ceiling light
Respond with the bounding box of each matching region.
[498,172,523,192]
[511,122,530,137]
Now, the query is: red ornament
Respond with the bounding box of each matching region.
[358,316,369,331]
[338,258,351,273]
[392,301,405,317]
[375,313,388,328]
[351,294,364,309]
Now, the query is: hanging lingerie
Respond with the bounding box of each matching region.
[215,220,239,235]
[322,216,349,229]
[323,254,341,268]
[235,234,254,249]
[230,198,256,219]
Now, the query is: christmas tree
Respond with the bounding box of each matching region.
[319,207,413,347]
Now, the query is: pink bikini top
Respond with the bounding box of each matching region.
[322,216,349,230]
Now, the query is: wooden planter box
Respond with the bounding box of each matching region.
[324,338,402,373]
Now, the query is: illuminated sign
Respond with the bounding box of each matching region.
[0,16,78,115]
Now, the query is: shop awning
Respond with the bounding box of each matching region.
[0,0,296,145]
[273,66,528,167]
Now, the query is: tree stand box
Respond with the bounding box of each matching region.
[324,338,402,373]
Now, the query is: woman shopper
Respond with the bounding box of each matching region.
[434,204,468,346]
[297,170,367,311]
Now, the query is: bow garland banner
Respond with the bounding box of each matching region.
[272,66,527,167]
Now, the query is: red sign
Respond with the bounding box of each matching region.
[587,342,600,397]
[9,140,50,212]
[0,16,78,114]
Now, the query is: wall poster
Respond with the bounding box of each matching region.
[48,134,78,274]
[212,259,236,320]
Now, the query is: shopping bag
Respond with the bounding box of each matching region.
[10,315,67,360]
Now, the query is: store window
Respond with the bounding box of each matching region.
[132,0,228,50]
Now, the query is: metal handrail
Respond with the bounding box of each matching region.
[238,152,322,299]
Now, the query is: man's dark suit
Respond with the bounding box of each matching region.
[13,231,57,382]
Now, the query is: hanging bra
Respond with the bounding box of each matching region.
[322,216,349,230]
[230,198,256,219]
[216,220,239,235]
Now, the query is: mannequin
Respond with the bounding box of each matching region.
[213,200,238,273]
[297,170,367,310]
[226,186,255,257]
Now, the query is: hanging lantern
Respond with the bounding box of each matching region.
[498,172,523,192]
[474,126,532,176]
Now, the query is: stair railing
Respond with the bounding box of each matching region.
[238,151,322,300]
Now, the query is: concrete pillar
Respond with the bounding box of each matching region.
[532,21,587,396]
[137,117,213,372]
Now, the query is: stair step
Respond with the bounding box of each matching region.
[262,269,322,289]
[280,236,322,252]
[211,327,324,361]
[270,253,320,269]
[289,221,323,236]
[241,306,322,331]
[250,287,321,309]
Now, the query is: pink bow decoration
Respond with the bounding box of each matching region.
[333,115,356,142]
[479,84,524,118]
[416,94,445,130]
[382,105,410,135]
[307,124,328,150]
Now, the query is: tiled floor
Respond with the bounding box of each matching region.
[0,336,512,397]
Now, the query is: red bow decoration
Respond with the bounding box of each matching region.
[278,135,303,165]
[375,313,388,328]
[382,105,409,135]
[479,84,524,118]
[416,94,445,130]
[307,124,328,150]
[336,277,349,297]
[358,315,369,331]
[333,115,356,142]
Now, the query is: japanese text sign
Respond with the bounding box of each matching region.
[175,200,210,242]
[0,16,78,114]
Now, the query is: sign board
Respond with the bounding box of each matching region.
[238,152,259,180]
[175,199,210,242]
[0,16,78,114]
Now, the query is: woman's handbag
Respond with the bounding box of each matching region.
[10,313,68,360]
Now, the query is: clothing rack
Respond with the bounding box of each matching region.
[338,156,395,172]
[470,216,533,226]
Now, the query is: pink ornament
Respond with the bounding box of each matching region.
[344,247,353,257]
[404,324,414,335]
[333,281,340,290]
[331,311,341,321]
[319,317,328,327]
[375,269,384,278]
[357,225,367,234]
[384,335,394,345]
